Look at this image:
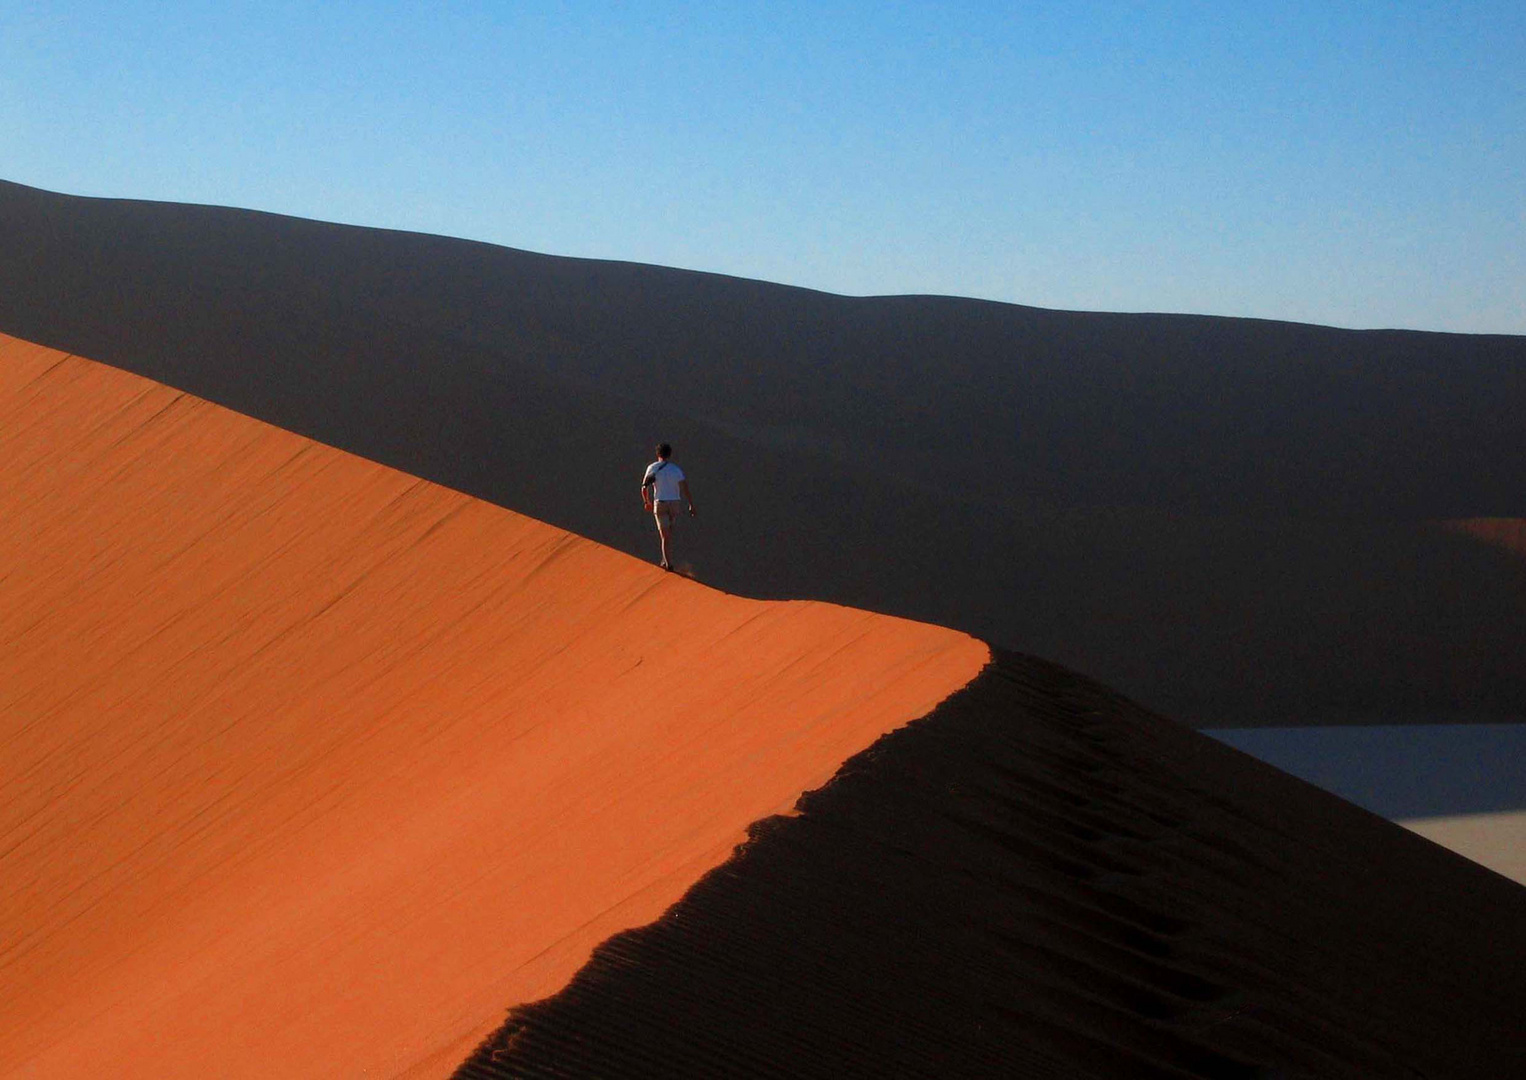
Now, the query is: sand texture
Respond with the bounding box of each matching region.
[3,180,1523,1077]
[1,180,1521,726]
[459,653,1526,1079]
[0,333,986,1078]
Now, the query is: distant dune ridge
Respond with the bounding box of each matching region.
[0,333,985,1077]
[2,179,1523,726]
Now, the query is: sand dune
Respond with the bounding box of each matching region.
[1205,722,1526,885]
[3,183,1524,1077]
[1,179,1521,726]
[0,332,986,1078]
[460,653,1526,1079]
[1448,516,1526,559]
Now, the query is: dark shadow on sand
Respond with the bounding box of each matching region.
[457,654,1526,1079]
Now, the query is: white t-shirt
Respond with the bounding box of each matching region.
[643,460,686,502]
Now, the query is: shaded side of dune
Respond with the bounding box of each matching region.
[457,652,1526,1080]
[2,181,1524,726]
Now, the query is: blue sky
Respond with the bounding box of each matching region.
[4,2,1522,332]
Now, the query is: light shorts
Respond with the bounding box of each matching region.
[653,499,684,527]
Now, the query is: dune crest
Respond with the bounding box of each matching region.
[3,179,1522,728]
[0,332,986,1078]
[458,653,1526,1079]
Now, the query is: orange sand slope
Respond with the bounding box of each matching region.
[0,332,987,1079]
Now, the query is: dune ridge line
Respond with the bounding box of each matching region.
[3,178,1522,729]
[0,331,988,1078]
[456,652,1526,1079]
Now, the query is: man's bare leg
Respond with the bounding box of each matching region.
[657,515,673,569]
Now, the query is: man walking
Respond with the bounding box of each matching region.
[640,442,695,571]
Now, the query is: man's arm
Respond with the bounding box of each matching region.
[641,471,655,507]
[680,479,696,516]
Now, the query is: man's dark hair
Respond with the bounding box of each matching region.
[657,443,672,459]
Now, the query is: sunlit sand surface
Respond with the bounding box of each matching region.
[0,332,986,1079]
